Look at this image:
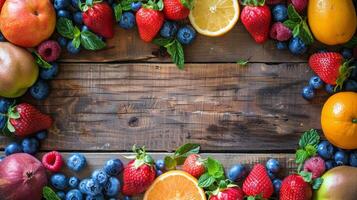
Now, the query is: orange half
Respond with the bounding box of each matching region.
[143,170,207,200]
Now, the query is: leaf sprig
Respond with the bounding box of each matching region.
[164,143,200,170]
[295,129,320,172]
[153,37,185,69]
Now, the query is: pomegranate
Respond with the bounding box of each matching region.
[0,153,47,200]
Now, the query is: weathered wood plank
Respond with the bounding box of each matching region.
[0,63,325,151]
[60,24,306,63]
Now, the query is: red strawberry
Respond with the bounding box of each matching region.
[122,146,156,196]
[182,154,206,178]
[309,52,351,88]
[7,103,53,137]
[210,187,244,200]
[280,174,312,200]
[241,0,271,44]
[136,3,164,42]
[242,164,273,199]
[163,0,191,21]
[82,2,115,38]
[42,151,63,172]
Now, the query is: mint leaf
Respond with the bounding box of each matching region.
[283,20,298,30]
[43,186,61,200]
[180,0,193,9]
[300,20,314,45]
[305,144,317,157]
[295,149,309,164]
[164,156,176,170]
[299,171,312,183]
[174,143,200,157]
[206,157,224,179]
[153,37,173,46]
[312,178,323,190]
[113,3,123,22]
[166,39,185,70]
[287,4,301,21]
[198,173,216,188]
[344,36,357,48]
[32,52,52,69]
[237,59,249,66]
[56,17,75,39]
[299,129,320,149]
[292,25,300,37]
[72,37,81,49]
[80,30,106,50]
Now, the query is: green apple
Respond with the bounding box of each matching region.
[314,166,357,200]
[0,42,38,98]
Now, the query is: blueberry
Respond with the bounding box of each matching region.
[289,37,307,55]
[273,179,282,193]
[0,98,12,113]
[272,4,288,22]
[54,0,70,10]
[309,76,324,89]
[155,159,165,170]
[341,48,353,59]
[156,169,163,176]
[51,173,68,190]
[35,131,48,141]
[67,41,81,54]
[0,115,6,130]
[69,176,80,188]
[325,160,336,170]
[334,150,349,166]
[131,1,142,11]
[71,0,81,9]
[91,169,108,185]
[104,177,120,197]
[85,179,102,196]
[57,10,72,19]
[30,79,50,100]
[344,80,357,92]
[350,151,357,167]
[0,32,5,42]
[73,12,83,25]
[325,84,335,94]
[317,141,334,160]
[57,191,66,200]
[58,37,68,47]
[40,63,59,80]
[81,25,90,32]
[177,25,196,45]
[79,179,90,194]
[119,12,136,29]
[276,41,287,50]
[0,156,5,162]
[266,159,280,173]
[227,164,246,181]
[103,159,123,176]
[302,86,315,100]
[160,21,178,39]
[5,142,23,156]
[22,138,39,155]
[124,196,131,200]
[66,189,83,200]
[85,194,104,200]
[267,170,275,180]
[67,153,87,172]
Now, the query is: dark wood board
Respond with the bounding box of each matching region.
[0,63,326,152]
[60,24,306,63]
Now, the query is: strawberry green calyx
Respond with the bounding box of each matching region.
[79,0,103,12]
[143,0,164,11]
[209,180,237,196]
[335,60,354,91]
[180,0,193,10]
[6,105,20,133]
[242,0,265,6]
[130,145,155,169]
[246,194,265,200]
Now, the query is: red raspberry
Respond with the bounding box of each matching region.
[42,151,64,172]
[182,154,206,178]
[303,156,326,179]
[288,0,307,13]
[270,22,292,41]
[37,40,61,62]
[266,0,285,4]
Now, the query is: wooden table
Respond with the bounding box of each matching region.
[0,24,326,198]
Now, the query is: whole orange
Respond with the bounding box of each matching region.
[0,0,56,47]
[321,92,357,149]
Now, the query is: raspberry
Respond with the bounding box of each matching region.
[37,40,61,62]
[288,0,307,13]
[270,22,292,41]
[42,151,64,172]
[303,156,326,179]
[266,0,284,4]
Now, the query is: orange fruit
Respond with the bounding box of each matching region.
[321,92,357,149]
[143,170,206,200]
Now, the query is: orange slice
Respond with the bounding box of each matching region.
[143,170,207,200]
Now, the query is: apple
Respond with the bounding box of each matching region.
[0,42,39,98]
[0,0,56,47]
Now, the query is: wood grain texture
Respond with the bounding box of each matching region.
[0,63,326,151]
[60,24,306,63]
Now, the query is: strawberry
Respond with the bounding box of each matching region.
[309,52,352,88]
[209,187,244,200]
[242,164,273,199]
[136,2,164,42]
[163,0,191,21]
[81,1,115,38]
[7,103,53,137]
[280,174,312,200]
[42,151,64,172]
[182,154,206,178]
[122,146,156,196]
[241,0,271,44]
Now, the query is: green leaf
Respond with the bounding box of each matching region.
[312,178,323,190]
[80,30,106,50]
[73,26,81,38]
[299,129,320,149]
[287,4,301,21]
[299,20,314,45]
[156,0,164,11]
[295,149,309,164]
[32,52,52,69]
[164,156,177,170]
[72,37,81,49]
[305,144,317,157]
[198,173,216,188]
[206,157,224,179]
[174,143,200,157]
[237,59,249,66]
[283,20,299,30]
[344,36,357,48]
[299,171,312,183]
[113,3,123,22]
[166,40,185,70]
[6,119,15,133]
[292,25,300,38]
[43,186,61,200]
[247,196,256,200]
[153,37,173,46]
[180,0,193,9]
[56,17,75,39]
